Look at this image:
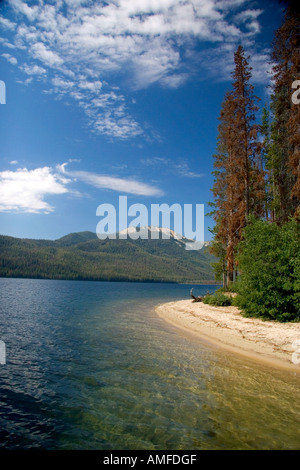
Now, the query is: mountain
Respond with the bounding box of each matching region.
[0,228,217,283]
[55,231,98,247]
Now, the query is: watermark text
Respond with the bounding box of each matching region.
[0,340,6,365]
[291,80,300,105]
[0,80,6,105]
[291,340,300,365]
[96,196,205,250]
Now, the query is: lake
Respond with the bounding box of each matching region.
[0,278,299,450]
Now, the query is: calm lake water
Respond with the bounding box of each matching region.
[0,278,299,450]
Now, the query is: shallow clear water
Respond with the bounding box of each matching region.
[0,278,299,450]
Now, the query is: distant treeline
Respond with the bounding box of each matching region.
[0,231,217,284]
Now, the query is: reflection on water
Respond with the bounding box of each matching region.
[0,278,299,450]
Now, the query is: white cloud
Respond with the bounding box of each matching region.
[83,92,143,139]
[9,0,38,22]
[31,42,64,67]
[130,38,181,89]
[52,76,74,89]
[160,73,190,89]
[234,9,263,35]
[0,167,70,213]
[249,50,275,84]
[93,112,143,140]
[173,162,204,178]
[78,80,102,92]
[141,156,204,178]
[234,9,263,22]
[58,163,164,196]
[0,15,16,30]
[22,64,47,75]
[1,53,17,65]
[3,0,268,138]
[74,171,164,196]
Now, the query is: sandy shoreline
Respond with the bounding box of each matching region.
[155,300,300,372]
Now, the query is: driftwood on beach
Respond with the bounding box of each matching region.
[190,288,203,302]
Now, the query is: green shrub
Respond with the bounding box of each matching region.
[235,216,300,322]
[217,282,238,293]
[203,291,232,306]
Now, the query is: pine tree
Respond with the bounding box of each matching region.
[261,104,281,221]
[210,92,237,287]
[231,45,265,219]
[210,46,264,286]
[270,0,300,221]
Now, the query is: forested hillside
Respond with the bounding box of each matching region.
[0,230,216,283]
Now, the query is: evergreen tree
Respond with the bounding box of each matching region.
[270,0,300,221]
[260,104,282,221]
[210,46,264,286]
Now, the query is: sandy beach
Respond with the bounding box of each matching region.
[156,300,300,371]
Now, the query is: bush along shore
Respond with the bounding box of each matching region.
[202,217,299,323]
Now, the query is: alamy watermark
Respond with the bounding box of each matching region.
[291,80,300,105]
[291,340,300,365]
[0,80,6,105]
[96,196,205,250]
[0,341,6,365]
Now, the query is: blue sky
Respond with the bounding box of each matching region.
[0,0,284,241]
